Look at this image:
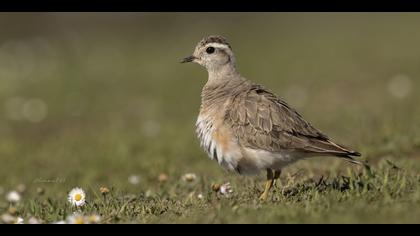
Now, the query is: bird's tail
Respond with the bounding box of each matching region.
[324,140,368,167]
[305,138,363,164]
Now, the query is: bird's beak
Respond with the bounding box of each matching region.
[180,55,196,63]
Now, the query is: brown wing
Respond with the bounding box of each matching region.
[225,84,361,163]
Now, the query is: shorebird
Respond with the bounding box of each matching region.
[181,35,361,200]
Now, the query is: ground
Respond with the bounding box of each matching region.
[0,13,420,223]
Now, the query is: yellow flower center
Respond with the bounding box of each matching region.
[74,194,82,201]
[88,215,99,223]
[75,217,84,224]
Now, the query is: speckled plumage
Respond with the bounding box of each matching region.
[185,35,361,176]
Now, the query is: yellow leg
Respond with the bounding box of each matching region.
[259,169,274,201]
[273,170,281,186]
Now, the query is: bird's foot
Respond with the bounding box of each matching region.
[259,191,269,201]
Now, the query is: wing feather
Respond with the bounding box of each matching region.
[225,84,361,162]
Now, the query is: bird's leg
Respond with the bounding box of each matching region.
[259,169,274,201]
[273,170,281,186]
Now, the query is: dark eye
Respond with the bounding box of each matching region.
[206,47,215,54]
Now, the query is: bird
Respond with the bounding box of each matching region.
[181,35,362,200]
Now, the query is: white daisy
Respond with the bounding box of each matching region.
[28,217,42,224]
[66,213,86,224]
[0,214,24,224]
[14,217,24,224]
[6,191,21,203]
[1,213,15,224]
[68,187,86,207]
[86,214,101,224]
[53,220,67,224]
[181,173,197,182]
[219,182,233,197]
[65,213,101,224]
[128,175,140,185]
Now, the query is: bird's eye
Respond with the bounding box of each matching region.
[206,47,215,54]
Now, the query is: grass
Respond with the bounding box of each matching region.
[1,13,420,223]
[7,161,420,223]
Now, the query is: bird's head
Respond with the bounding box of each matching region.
[181,35,236,73]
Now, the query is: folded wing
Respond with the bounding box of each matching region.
[225,84,361,163]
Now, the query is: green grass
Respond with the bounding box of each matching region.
[1,13,420,224]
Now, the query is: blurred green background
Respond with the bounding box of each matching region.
[0,13,420,223]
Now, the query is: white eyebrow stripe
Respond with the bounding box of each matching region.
[205,42,230,50]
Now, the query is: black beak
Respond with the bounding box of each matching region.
[180,55,196,63]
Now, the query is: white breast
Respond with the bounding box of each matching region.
[195,115,240,172]
[196,115,304,175]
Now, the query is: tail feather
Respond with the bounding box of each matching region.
[303,138,363,165]
[326,140,363,165]
[336,153,363,165]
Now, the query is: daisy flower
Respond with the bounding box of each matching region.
[219,182,233,196]
[6,191,21,203]
[1,213,15,224]
[68,187,86,207]
[128,175,140,185]
[66,213,86,224]
[28,217,42,224]
[65,213,101,224]
[211,182,233,197]
[53,220,67,224]
[86,214,101,224]
[1,214,24,224]
[181,173,197,182]
[14,217,24,224]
